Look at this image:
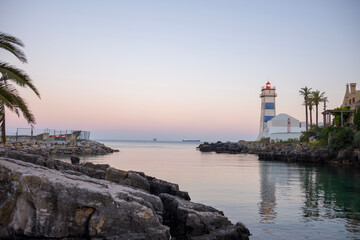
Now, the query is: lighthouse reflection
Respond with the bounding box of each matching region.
[258,161,277,224]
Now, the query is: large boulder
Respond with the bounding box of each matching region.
[160,193,250,240]
[147,176,191,200]
[105,167,151,192]
[0,158,169,239]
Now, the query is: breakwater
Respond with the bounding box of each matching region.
[2,140,118,156]
[198,141,360,166]
[0,148,250,239]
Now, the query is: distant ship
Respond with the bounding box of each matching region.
[153,138,157,142]
[182,139,200,143]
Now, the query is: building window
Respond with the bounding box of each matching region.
[353,98,356,103]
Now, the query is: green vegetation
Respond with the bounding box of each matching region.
[327,127,354,151]
[297,86,360,151]
[300,126,356,151]
[353,131,360,148]
[331,106,351,126]
[299,125,323,143]
[270,138,299,143]
[0,32,40,143]
[354,108,360,131]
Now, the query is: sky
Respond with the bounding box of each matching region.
[0,0,359,141]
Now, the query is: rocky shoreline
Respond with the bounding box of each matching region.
[198,141,360,166]
[2,140,118,156]
[0,148,250,239]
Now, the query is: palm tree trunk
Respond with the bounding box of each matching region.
[309,107,313,128]
[315,104,319,126]
[0,102,6,144]
[305,103,308,131]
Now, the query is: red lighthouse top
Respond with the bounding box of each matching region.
[266,81,271,89]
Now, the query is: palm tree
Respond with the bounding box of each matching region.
[311,90,326,126]
[308,96,314,128]
[0,32,40,143]
[299,86,312,131]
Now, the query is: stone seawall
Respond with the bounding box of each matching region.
[1,140,118,156]
[0,149,250,239]
[198,141,360,166]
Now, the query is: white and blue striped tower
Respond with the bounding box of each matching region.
[258,81,277,140]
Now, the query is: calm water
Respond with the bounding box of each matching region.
[59,140,360,240]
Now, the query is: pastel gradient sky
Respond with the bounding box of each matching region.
[1,0,359,141]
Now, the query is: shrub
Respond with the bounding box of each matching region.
[354,108,360,131]
[300,126,324,143]
[327,127,355,151]
[353,131,360,148]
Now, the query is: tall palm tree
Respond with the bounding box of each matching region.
[311,90,326,126]
[308,96,314,128]
[0,32,40,143]
[299,86,312,131]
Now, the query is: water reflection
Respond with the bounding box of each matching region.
[298,164,360,234]
[258,161,277,224]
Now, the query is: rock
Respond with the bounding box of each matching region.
[0,158,170,239]
[199,141,360,166]
[147,176,191,200]
[160,193,250,240]
[105,167,150,192]
[198,143,212,152]
[2,140,117,156]
[84,162,110,171]
[125,171,151,192]
[71,155,80,164]
[106,167,128,181]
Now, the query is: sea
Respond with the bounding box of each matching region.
[57,140,360,240]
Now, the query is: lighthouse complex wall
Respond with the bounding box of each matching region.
[262,114,306,141]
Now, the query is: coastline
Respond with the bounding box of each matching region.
[198,141,360,167]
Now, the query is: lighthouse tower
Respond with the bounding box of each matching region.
[258,81,277,140]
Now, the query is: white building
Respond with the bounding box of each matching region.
[261,113,306,141]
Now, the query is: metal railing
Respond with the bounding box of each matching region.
[7,128,90,142]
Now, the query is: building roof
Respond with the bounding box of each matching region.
[269,113,299,122]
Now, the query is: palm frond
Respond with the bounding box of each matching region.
[0,61,40,98]
[0,82,35,123]
[0,39,27,63]
[299,86,312,99]
[311,90,326,105]
[12,92,35,124]
[0,83,19,110]
[0,32,25,47]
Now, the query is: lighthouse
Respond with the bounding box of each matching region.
[258,81,277,140]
